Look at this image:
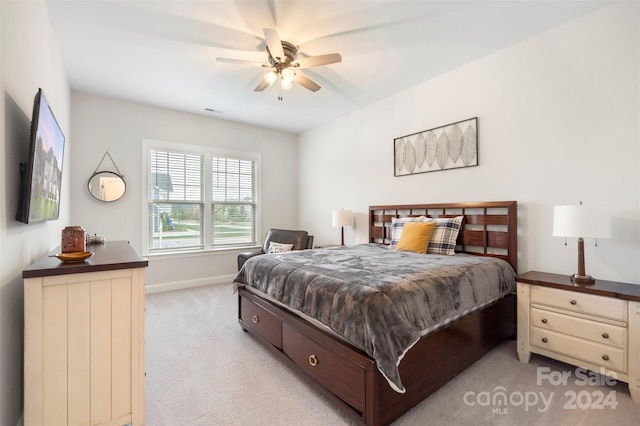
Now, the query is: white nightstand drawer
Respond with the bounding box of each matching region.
[531,308,627,349]
[531,286,626,322]
[531,327,627,374]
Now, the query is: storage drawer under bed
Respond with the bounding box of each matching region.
[239,294,283,349]
[282,322,366,414]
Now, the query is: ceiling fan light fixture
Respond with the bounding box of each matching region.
[281,67,295,82]
[281,78,293,90]
[218,29,340,94]
[264,70,278,86]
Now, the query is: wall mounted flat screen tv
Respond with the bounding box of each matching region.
[16,88,65,224]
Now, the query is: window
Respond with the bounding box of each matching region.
[143,140,259,254]
[212,157,256,246]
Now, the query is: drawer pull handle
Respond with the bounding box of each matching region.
[602,333,609,339]
[541,337,548,343]
[570,300,577,305]
[602,355,610,361]
[252,315,259,324]
[308,354,319,367]
[541,318,548,324]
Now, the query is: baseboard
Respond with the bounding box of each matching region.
[145,274,236,294]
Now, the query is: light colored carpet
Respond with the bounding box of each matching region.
[145,284,640,425]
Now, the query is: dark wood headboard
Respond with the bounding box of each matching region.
[369,201,517,272]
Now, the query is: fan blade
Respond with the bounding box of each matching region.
[293,53,342,69]
[295,73,321,92]
[263,28,285,62]
[254,79,269,92]
[216,57,269,67]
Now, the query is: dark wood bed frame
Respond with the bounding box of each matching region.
[237,201,517,425]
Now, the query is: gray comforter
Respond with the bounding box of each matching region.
[233,243,516,393]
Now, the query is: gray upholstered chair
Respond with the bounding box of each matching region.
[237,229,314,270]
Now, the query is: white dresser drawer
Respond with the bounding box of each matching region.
[531,286,626,322]
[531,308,627,349]
[531,327,627,374]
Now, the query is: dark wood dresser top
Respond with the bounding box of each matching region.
[23,240,148,279]
[517,270,640,302]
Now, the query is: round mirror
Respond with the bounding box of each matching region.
[88,171,126,202]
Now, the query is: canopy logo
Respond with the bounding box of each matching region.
[462,366,619,414]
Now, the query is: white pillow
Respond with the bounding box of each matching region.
[267,242,294,254]
[389,216,428,248]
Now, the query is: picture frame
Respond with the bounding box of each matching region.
[394,117,478,176]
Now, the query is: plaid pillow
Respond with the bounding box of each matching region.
[389,216,427,248]
[427,216,464,255]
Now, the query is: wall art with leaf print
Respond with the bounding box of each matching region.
[394,117,478,176]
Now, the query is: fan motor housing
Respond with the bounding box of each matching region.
[267,41,298,66]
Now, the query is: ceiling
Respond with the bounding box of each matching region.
[45,0,612,134]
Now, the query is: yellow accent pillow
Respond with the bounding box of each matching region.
[394,221,437,254]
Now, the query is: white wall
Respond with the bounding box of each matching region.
[70,93,298,290]
[298,2,640,284]
[0,1,71,424]
[0,3,637,423]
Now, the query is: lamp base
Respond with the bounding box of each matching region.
[571,274,595,284]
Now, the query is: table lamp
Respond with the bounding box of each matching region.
[552,202,611,284]
[332,209,354,246]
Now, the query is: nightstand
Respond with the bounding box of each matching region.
[517,271,640,403]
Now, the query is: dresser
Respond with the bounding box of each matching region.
[23,241,148,425]
[517,271,640,402]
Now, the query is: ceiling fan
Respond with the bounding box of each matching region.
[216,28,342,96]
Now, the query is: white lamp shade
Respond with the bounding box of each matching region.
[332,210,354,228]
[552,205,611,238]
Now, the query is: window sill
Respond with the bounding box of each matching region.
[144,245,260,260]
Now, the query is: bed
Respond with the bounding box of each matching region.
[233,201,518,425]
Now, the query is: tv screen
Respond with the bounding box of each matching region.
[16,88,65,224]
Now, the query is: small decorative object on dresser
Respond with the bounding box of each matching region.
[61,225,86,253]
[517,271,640,403]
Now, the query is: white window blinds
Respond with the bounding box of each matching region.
[212,157,256,246]
[145,142,258,254]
